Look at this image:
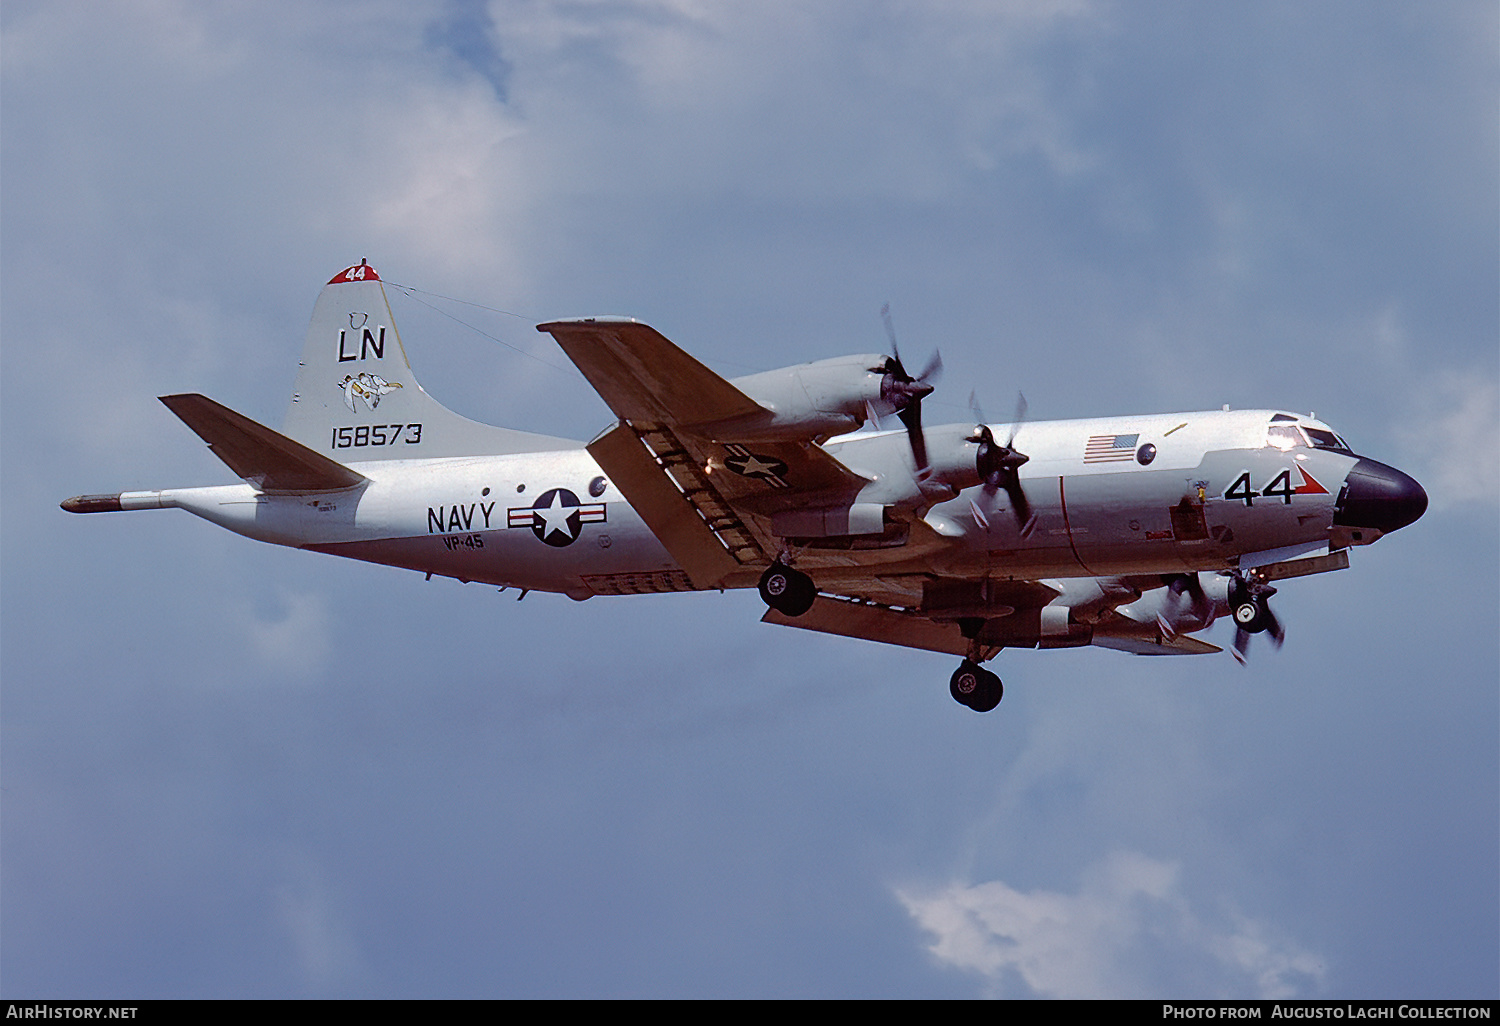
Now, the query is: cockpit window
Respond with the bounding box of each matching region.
[1265,425,1304,451]
[1265,419,1354,454]
[1303,426,1352,453]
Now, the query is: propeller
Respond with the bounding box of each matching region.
[968,391,1036,537]
[1227,572,1285,664]
[878,303,942,473]
[1158,572,1212,638]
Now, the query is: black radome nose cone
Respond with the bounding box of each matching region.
[1335,458,1428,534]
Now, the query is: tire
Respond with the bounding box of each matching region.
[759,563,816,617]
[970,670,1003,713]
[950,662,982,707]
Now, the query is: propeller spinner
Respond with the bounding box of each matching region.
[968,392,1036,537]
[1227,572,1285,664]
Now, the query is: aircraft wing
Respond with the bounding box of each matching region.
[540,318,765,427]
[1089,634,1223,656]
[765,585,1224,658]
[762,594,981,658]
[540,319,869,588]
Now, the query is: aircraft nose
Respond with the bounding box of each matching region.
[1334,458,1428,534]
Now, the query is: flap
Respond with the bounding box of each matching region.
[586,422,745,588]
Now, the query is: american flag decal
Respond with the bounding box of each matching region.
[1084,433,1140,463]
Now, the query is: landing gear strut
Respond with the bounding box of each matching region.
[758,561,816,617]
[950,659,1003,713]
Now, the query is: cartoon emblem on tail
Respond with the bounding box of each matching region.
[339,372,403,412]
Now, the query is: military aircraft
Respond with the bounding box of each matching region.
[63,262,1427,712]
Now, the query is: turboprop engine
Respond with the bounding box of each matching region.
[722,352,938,443]
[1114,574,1233,636]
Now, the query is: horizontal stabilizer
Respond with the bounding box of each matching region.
[160,393,367,493]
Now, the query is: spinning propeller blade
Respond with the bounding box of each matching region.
[969,391,1035,536]
[878,304,942,473]
[1228,573,1285,664]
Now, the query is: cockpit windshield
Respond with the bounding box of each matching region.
[1302,426,1352,453]
[1264,418,1353,454]
[1266,425,1304,451]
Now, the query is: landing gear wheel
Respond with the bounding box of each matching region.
[950,662,981,705]
[950,661,1003,712]
[758,562,816,617]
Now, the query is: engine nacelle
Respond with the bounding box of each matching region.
[912,424,988,492]
[715,354,896,442]
[1114,574,1232,635]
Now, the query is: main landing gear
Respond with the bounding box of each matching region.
[758,560,816,617]
[948,621,1004,713]
[757,560,1004,713]
[950,659,1003,713]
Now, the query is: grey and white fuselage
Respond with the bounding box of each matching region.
[64,262,1427,706]
[108,408,1392,592]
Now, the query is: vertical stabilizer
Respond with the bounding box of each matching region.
[280,262,577,459]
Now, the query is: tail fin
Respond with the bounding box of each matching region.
[280,262,576,459]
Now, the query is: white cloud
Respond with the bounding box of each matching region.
[273,853,363,993]
[898,850,1325,999]
[1400,368,1500,511]
[485,0,1105,202]
[239,590,331,680]
[361,78,533,281]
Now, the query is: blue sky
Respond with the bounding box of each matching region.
[3,0,1496,998]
